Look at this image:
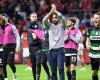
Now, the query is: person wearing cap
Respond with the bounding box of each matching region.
[64,17,81,80]
[43,4,66,80]
[0,14,20,80]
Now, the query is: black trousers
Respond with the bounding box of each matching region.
[29,45,42,80]
[2,45,16,78]
[41,52,50,77]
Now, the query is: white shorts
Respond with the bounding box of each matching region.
[23,48,30,57]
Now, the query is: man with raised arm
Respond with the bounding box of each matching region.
[43,4,66,80]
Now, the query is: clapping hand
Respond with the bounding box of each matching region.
[32,33,37,40]
[50,4,56,13]
[67,29,70,36]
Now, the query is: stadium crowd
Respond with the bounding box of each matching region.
[0,0,100,33]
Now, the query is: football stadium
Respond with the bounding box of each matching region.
[0,0,100,80]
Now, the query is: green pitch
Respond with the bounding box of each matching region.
[7,64,100,80]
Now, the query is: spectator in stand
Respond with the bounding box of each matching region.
[21,28,31,70]
[78,32,86,70]
[79,23,91,64]
[81,14,92,29]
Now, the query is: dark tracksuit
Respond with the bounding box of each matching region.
[3,44,16,78]
[41,30,51,80]
[26,21,43,80]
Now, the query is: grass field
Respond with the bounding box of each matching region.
[7,64,100,80]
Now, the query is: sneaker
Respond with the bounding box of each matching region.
[79,67,86,71]
[37,75,40,80]
[13,73,17,80]
[4,78,8,80]
[25,66,32,71]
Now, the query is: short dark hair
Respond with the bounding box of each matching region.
[2,13,9,19]
[1,13,10,22]
[30,12,37,16]
[94,12,100,16]
[49,12,58,23]
[28,12,37,20]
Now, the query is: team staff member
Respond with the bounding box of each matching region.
[43,4,66,80]
[64,17,81,80]
[0,14,20,80]
[26,12,44,80]
[86,12,100,80]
